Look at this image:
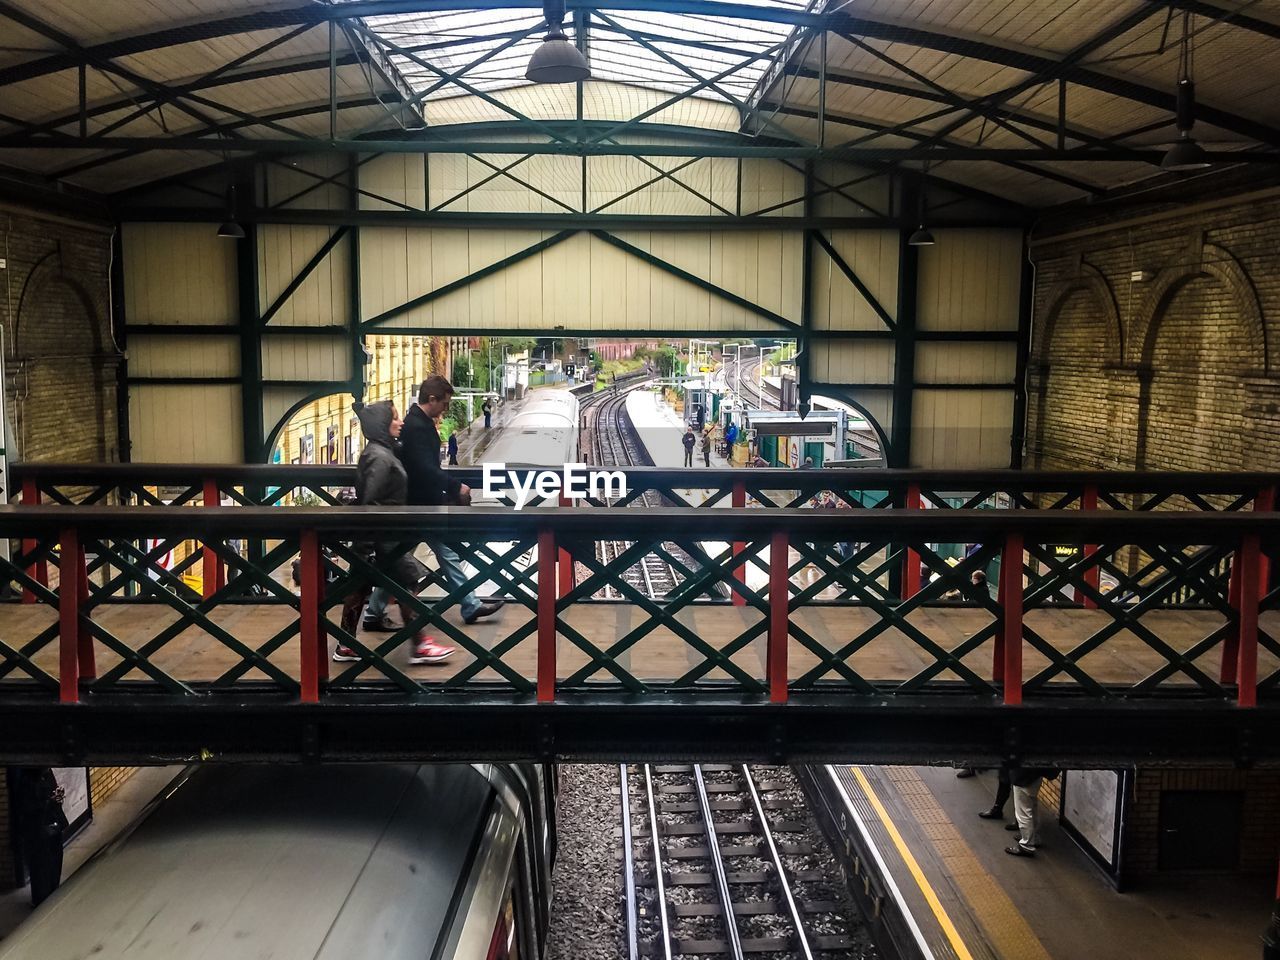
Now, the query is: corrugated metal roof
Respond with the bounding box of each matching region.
[0,0,1278,207]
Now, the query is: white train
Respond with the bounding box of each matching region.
[0,763,556,960]
[473,388,581,509]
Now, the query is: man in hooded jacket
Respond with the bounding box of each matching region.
[333,401,454,664]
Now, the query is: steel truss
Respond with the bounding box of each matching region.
[3,0,1280,204]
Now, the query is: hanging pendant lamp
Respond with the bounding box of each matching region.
[1161,14,1211,173]
[526,0,590,83]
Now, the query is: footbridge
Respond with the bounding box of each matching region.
[1,465,1277,767]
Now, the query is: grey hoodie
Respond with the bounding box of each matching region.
[355,401,407,507]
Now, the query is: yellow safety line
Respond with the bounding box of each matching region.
[851,766,976,960]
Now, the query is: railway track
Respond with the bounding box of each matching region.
[621,763,876,959]
[579,376,681,599]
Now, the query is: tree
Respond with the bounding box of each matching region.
[654,345,677,377]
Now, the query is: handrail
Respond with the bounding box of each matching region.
[10,461,1280,495]
[0,504,1276,543]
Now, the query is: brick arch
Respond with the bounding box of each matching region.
[1132,241,1267,372]
[13,250,105,358]
[1035,262,1123,364]
[1030,263,1120,468]
[11,249,114,461]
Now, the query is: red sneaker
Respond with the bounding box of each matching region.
[409,637,454,664]
[332,645,360,662]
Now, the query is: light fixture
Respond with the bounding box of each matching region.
[216,182,245,240]
[1161,15,1212,173]
[526,0,590,83]
[908,225,935,246]
[907,161,935,246]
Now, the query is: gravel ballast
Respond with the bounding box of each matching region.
[545,764,626,960]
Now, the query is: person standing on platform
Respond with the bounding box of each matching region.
[976,767,1011,820]
[482,398,494,429]
[1005,765,1058,857]
[13,766,67,906]
[404,375,503,626]
[701,430,712,467]
[446,430,459,466]
[683,427,696,467]
[334,401,453,665]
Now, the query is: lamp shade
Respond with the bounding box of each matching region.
[1161,133,1210,172]
[216,220,246,239]
[525,30,590,83]
[907,225,935,246]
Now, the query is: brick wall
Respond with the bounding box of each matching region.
[1027,173,1280,474]
[0,206,121,464]
[1124,767,1280,877]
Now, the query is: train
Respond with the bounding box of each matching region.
[473,387,581,509]
[0,763,556,960]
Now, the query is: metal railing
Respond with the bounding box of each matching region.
[0,505,1274,709]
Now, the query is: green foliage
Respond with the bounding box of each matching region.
[653,345,678,377]
[439,416,458,440]
[448,397,471,427]
[451,355,474,389]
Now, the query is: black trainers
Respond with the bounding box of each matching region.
[462,599,504,625]
[361,613,398,632]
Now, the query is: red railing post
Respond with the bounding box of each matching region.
[767,530,789,704]
[1077,483,1099,609]
[557,493,573,599]
[901,482,922,599]
[76,541,95,679]
[1000,532,1024,706]
[314,538,329,684]
[1237,533,1261,708]
[22,478,47,604]
[299,529,321,703]
[202,478,220,599]
[1223,485,1274,685]
[538,528,557,703]
[731,480,747,607]
[58,527,81,703]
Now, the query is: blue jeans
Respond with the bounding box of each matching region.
[365,542,482,621]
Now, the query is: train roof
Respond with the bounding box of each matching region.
[481,387,578,469]
[0,764,503,960]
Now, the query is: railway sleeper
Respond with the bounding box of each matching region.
[666,869,826,885]
[657,798,794,813]
[673,899,844,918]
[662,820,807,835]
[627,840,813,859]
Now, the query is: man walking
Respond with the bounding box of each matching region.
[682,427,696,467]
[404,375,503,626]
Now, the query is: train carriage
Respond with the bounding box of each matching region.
[0,763,555,960]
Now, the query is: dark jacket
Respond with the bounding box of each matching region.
[354,402,425,587]
[355,402,407,506]
[682,431,696,451]
[401,404,461,506]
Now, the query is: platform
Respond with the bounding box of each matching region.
[833,764,1270,960]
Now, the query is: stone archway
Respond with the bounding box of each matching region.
[11,250,117,462]
[1030,262,1122,468]
[1132,241,1267,472]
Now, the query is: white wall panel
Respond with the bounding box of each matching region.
[264,153,349,210]
[128,335,238,378]
[360,153,427,211]
[910,389,1013,468]
[129,385,241,463]
[812,230,898,332]
[915,341,1017,384]
[123,223,235,325]
[261,336,350,382]
[917,229,1022,331]
[810,340,895,383]
[257,226,350,327]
